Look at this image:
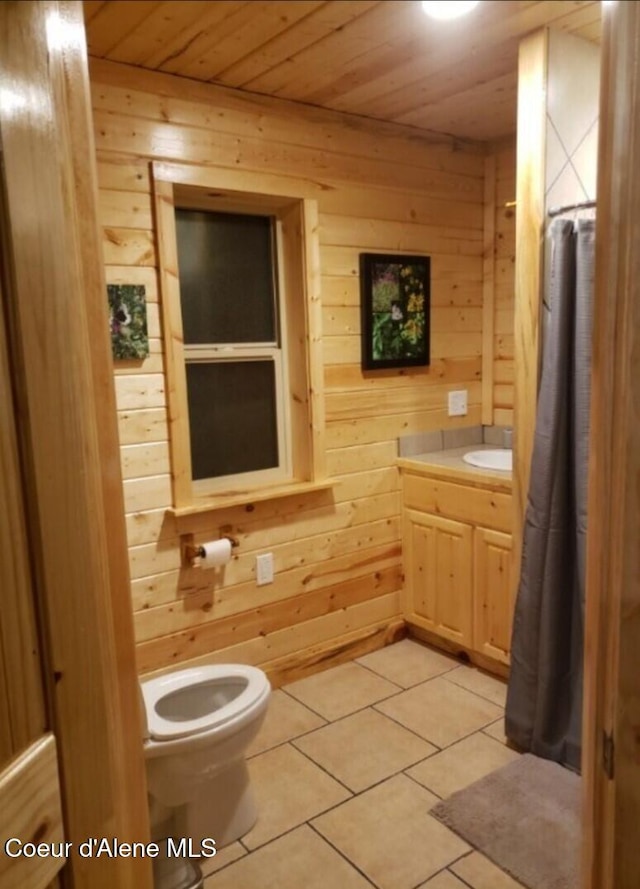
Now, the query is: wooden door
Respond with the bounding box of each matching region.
[0,275,65,889]
[473,528,513,665]
[404,510,473,647]
[0,3,152,888]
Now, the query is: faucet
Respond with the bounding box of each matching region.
[503,428,513,450]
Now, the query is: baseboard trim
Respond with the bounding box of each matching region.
[406,616,510,680]
[140,615,509,687]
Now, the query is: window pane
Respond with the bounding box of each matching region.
[186,361,279,480]
[175,209,277,345]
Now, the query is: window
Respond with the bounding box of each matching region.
[153,166,326,512]
[175,208,288,491]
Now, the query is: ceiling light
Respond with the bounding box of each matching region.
[421,1,480,20]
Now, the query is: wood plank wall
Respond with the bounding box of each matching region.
[89,58,486,678]
[492,138,516,426]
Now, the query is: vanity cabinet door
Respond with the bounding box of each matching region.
[473,528,513,664]
[403,510,473,647]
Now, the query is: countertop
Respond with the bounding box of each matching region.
[397,444,513,491]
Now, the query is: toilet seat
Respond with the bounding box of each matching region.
[142,665,269,742]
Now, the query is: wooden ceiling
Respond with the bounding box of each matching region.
[83,0,601,142]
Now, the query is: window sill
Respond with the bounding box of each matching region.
[168,478,336,519]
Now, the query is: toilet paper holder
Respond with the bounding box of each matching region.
[183,535,239,566]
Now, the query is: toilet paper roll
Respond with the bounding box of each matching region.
[200,538,233,568]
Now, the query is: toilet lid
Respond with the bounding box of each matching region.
[142,665,268,742]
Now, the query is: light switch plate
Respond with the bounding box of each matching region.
[448,390,468,417]
[256,553,274,586]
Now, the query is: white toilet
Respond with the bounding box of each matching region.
[140,664,271,858]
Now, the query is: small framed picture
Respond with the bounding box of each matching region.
[360,253,430,370]
[107,284,149,360]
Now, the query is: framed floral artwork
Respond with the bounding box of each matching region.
[359,253,430,369]
[107,284,149,360]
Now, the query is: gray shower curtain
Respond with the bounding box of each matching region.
[505,218,595,772]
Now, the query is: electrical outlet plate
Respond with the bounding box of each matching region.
[448,389,468,417]
[256,553,274,586]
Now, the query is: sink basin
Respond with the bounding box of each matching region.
[463,449,512,471]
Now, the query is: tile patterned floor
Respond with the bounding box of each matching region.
[203,639,525,889]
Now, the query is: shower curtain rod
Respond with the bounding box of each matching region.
[547,199,597,217]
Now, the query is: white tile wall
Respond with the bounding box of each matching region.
[545,31,600,209]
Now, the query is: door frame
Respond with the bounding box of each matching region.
[582,2,640,886]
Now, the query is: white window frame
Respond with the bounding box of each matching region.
[180,212,291,494]
[152,163,327,514]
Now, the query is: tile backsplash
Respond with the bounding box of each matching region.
[442,427,483,450]
[397,429,444,457]
[482,425,511,447]
[398,426,511,456]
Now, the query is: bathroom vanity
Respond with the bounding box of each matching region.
[398,447,513,675]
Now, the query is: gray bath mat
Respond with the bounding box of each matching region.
[430,753,580,889]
